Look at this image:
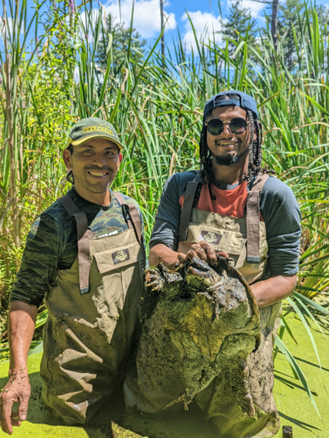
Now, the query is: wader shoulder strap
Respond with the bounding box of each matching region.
[58,194,93,295]
[178,174,203,242]
[113,192,146,269]
[58,193,80,216]
[246,174,269,264]
[113,192,143,246]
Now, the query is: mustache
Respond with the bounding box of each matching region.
[85,166,112,172]
[214,139,239,146]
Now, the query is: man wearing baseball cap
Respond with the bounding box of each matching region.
[0,117,146,432]
[125,92,301,436]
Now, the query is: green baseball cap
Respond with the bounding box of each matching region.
[67,117,124,150]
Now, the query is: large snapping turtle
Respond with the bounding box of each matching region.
[124,255,261,418]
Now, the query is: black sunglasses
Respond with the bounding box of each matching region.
[205,118,249,136]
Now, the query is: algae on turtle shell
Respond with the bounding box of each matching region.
[124,256,261,417]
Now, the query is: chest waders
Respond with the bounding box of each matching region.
[40,193,145,425]
[125,174,281,438]
[180,174,281,438]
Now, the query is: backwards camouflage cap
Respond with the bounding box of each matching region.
[67,117,124,150]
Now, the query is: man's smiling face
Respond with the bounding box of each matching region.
[206,105,253,166]
[63,138,122,197]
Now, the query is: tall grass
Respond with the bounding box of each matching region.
[0,0,328,415]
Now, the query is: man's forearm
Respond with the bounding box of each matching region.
[250,275,297,307]
[9,301,37,373]
[149,244,182,268]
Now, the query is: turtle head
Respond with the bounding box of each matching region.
[185,257,221,290]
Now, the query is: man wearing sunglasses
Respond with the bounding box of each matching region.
[126,91,301,436]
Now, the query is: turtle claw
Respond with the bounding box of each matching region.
[146,280,161,289]
[173,262,185,271]
[197,292,212,301]
[146,280,165,292]
[217,254,233,263]
[146,268,161,275]
[163,393,192,411]
[145,268,165,292]
[245,393,256,417]
[146,274,161,281]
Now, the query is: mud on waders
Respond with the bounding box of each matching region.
[40,118,146,425]
[124,92,281,438]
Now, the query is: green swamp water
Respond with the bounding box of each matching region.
[0,309,328,438]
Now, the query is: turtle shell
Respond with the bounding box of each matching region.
[127,256,261,416]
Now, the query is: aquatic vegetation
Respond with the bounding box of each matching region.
[0,0,328,419]
[126,257,261,417]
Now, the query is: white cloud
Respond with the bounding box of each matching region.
[241,0,264,18]
[0,17,15,40]
[79,9,103,40]
[182,11,224,54]
[103,0,177,39]
[227,0,265,18]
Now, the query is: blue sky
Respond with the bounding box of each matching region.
[3,0,329,54]
[98,0,329,53]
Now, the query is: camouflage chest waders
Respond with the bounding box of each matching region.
[124,175,281,438]
[40,193,145,425]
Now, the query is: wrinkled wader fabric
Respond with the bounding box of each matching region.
[40,193,145,425]
[124,175,281,438]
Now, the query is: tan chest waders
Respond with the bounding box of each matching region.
[124,174,281,438]
[40,193,145,425]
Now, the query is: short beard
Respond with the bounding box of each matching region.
[73,169,113,194]
[83,182,111,193]
[212,148,249,167]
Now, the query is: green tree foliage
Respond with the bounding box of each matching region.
[220,0,259,56]
[0,0,77,307]
[277,0,329,71]
[316,4,329,25]
[277,0,305,70]
[97,13,146,75]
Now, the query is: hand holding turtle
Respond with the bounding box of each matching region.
[183,241,229,267]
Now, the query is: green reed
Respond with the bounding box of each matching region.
[0,0,328,415]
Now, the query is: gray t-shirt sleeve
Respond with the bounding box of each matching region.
[260,176,301,277]
[149,172,194,250]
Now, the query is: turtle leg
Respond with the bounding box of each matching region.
[223,358,256,417]
[203,286,228,321]
[144,268,165,292]
[236,366,256,417]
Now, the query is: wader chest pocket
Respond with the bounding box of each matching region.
[188,225,247,268]
[188,226,246,254]
[216,238,246,269]
[93,243,142,274]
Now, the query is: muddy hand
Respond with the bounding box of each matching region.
[171,252,188,270]
[186,242,219,266]
[216,251,229,259]
[0,368,30,435]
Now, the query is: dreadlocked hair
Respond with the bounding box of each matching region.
[242,109,265,181]
[199,94,275,184]
[199,116,213,184]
